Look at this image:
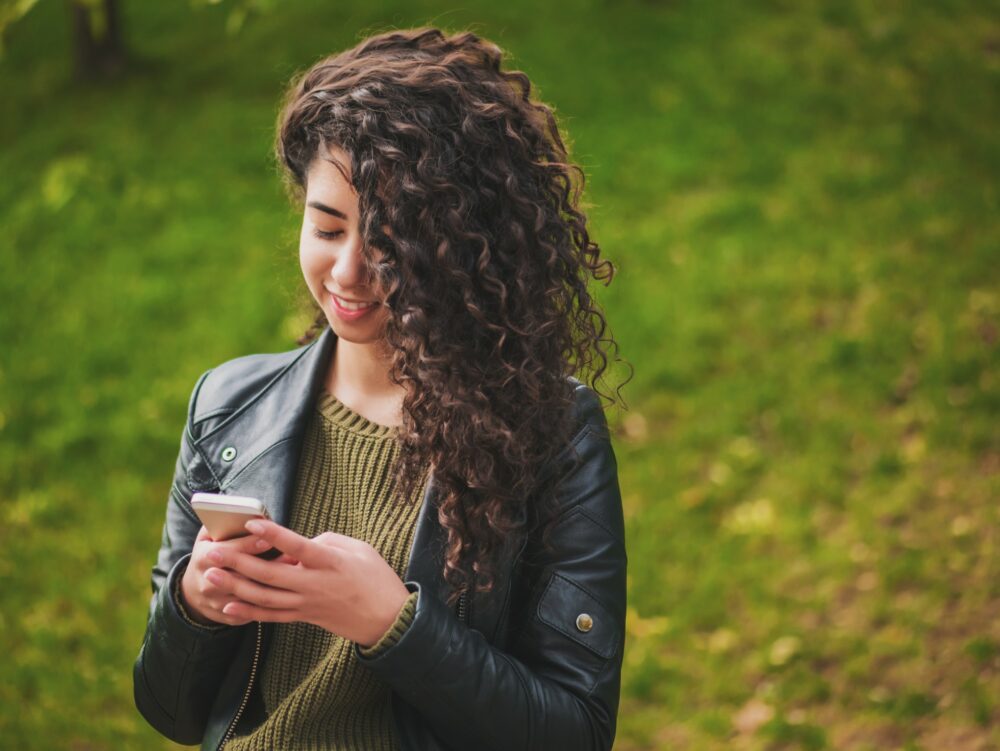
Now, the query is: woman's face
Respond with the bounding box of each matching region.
[299,145,391,345]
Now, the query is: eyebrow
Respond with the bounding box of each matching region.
[307,201,348,220]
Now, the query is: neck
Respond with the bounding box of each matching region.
[326,334,405,406]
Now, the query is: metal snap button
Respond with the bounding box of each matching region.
[221,446,237,462]
[575,613,594,633]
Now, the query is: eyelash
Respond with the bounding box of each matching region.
[312,228,344,240]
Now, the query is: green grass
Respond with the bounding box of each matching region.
[1,0,997,748]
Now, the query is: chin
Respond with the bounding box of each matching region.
[325,316,390,346]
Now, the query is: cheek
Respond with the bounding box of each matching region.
[299,235,326,283]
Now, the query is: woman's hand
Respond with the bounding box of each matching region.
[201,519,412,647]
[179,525,298,627]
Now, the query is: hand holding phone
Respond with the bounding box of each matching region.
[180,493,286,626]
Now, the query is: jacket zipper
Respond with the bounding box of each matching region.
[457,591,468,624]
[217,621,263,750]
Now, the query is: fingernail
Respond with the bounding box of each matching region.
[255,538,270,550]
[245,520,265,535]
[207,550,223,564]
[205,569,222,584]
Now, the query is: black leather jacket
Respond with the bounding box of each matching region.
[132,326,627,750]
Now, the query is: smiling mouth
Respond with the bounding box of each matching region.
[327,291,378,310]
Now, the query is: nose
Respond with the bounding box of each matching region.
[330,236,374,291]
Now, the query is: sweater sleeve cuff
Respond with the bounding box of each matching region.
[358,589,419,657]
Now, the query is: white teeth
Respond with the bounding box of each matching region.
[334,295,375,311]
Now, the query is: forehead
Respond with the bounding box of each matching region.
[305,145,355,201]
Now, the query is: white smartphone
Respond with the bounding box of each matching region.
[190,492,271,541]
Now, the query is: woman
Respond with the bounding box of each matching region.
[133,26,629,751]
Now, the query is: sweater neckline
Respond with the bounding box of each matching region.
[316,389,399,439]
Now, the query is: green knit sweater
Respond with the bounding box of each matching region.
[175,388,426,750]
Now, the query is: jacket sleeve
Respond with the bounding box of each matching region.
[354,385,628,751]
[132,369,248,745]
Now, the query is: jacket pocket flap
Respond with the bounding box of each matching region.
[536,573,618,659]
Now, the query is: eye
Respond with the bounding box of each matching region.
[312,228,345,241]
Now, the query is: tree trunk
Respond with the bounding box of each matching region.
[69,0,127,80]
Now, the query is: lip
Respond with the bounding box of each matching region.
[327,290,379,321]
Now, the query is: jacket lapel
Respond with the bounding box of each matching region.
[191,325,335,528]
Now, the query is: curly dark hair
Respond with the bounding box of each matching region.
[274,27,630,607]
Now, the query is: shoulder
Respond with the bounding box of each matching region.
[544,376,618,496]
[185,339,318,425]
[566,375,610,441]
[539,376,625,544]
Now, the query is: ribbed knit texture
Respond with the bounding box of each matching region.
[223,389,428,751]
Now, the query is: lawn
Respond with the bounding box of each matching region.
[0,0,997,748]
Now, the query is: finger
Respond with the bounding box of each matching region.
[203,566,258,596]
[211,608,255,627]
[209,549,300,590]
[222,600,298,624]
[206,568,302,610]
[245,520,331,568]
[195,525,212,542]
[313,530,357,548]
[216,532,275,555]
[204,566,280,598]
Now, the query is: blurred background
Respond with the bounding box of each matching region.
[1,1,997,749]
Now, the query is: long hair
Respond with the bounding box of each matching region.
[275,27,629,607]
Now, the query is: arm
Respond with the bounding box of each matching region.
[132,370,248,744]
[354,385,627,751]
